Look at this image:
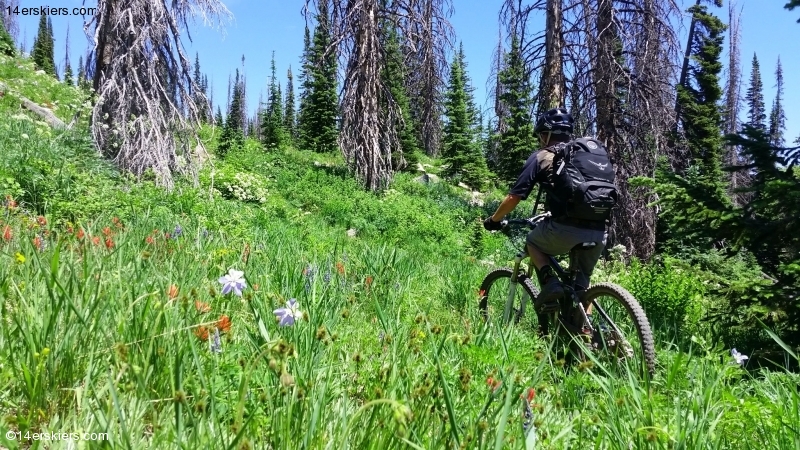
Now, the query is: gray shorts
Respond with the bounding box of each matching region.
[526,218,607,289]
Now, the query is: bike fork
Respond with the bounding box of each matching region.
[504,253,528,323]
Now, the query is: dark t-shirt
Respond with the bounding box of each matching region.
[508,146,565,217]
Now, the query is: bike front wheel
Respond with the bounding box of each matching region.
[478,268,540,329]
[584,282,656,376]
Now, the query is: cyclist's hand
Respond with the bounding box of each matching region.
[483,217,504,231]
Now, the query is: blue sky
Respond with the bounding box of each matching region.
[12,0,800,143]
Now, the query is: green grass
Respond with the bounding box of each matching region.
[1,50,799,450]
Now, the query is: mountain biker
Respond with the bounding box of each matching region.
[483,107,609,314]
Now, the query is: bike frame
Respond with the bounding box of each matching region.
[501,213,595,333]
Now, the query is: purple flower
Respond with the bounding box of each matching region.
[202,229,209,238]
[210,328,222,354]
[173,224,183,238]
[273,298,301,327]
[218,269,246,296]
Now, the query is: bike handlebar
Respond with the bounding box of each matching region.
[499,211,551,231]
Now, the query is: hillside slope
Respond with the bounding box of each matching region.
[1,51,798,450]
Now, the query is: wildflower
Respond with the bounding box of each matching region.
[167,284,179,299]
[76,228,85,240]
[217,315,232,333]
[145,235,154,245]
[194,326,209,341]
[15,252,25,264]
[173,224,183,238]
[202,229,209,238]
[195,301,210,313]
[2,225,11,242]
[242,243,250,263]
[102,227,112,237]
[33,235,44,252]
[323,271,331,285]
[4,195,17,209]
[209,328,222,353]
[336,261,345,274]
[218,268,246,296]
[731,348,749,366]
[104,237,114,250]
[92,236,101,246]
[36,216,47,226]
[273,298,302,327]
[525,388,536,403]
[365,276,373,288]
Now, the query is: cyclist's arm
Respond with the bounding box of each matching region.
[491,195,522,221]
[489,151,546,222]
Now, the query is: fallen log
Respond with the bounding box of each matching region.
[0,80,69,129]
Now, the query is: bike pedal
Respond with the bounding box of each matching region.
[536,302,560,315]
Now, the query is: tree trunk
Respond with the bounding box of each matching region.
[340,0,394,191]
[539,0,565,112]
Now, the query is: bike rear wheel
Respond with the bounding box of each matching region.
[478,268,540,329]
[584,282,656,376]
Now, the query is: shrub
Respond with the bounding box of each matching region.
[613,256,707,343]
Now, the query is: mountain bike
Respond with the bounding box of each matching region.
[478,211,656,376]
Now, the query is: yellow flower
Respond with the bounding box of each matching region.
[15,252,25,264]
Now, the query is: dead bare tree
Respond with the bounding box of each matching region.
[0,0,19,42]
[723,1,749,205]
[494,0,682,259]
[85,0,231,188]
[539,0,565,111]
[402,0,454,157]
[307,0,452,190]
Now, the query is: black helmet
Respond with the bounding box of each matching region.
[534,107,574,135]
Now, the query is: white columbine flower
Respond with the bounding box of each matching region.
[731,348,749,366]
[218,268,247,296]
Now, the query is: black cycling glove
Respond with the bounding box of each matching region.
[483,217,504,231]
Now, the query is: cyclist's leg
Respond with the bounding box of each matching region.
[526,218,578,309]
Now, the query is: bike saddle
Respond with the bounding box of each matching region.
[571,242,597,251]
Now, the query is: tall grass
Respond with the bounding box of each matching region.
[1,52,798,449]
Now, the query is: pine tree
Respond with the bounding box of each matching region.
[495,36,534,185]
[297,2,339,153]
[261,52,287,149]
[654,3,729,252]
[0,13,14,57]
[768,57,786,147]
[442,44,490,189]
[215,106,223,126]
[76,55,91,91]
[284,66,296,143]
[677,3,727,185]
[31,13,56,77]
[193,53,209,122]
[62,25,73,86]
[787,0,800,22]
[218,69,245,157]
[745,53,766,131]
[298,27,312,122]
[380,20,420,171]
